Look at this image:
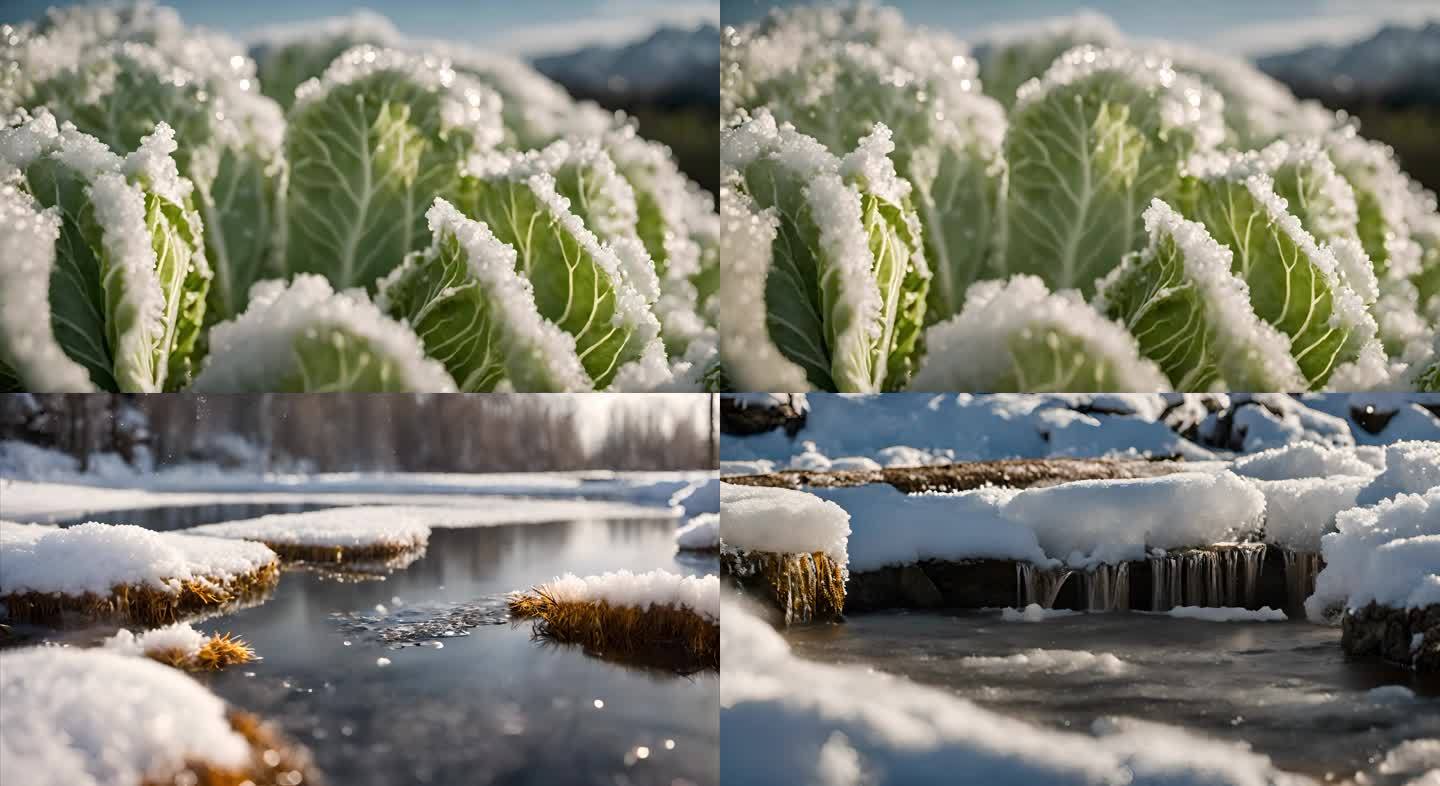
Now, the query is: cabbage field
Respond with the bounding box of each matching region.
[0,3,719,392]
[720,5,1440,392]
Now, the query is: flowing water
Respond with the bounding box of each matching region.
[785,611,1439,782]
[15,502,718,786]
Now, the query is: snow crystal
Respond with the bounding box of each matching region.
[531,569,717,620]
[960,649,1128,675]
[1231,442,1378,481]
[0,648,251,786]
[720,482,850,564]
[807,484,1049,572]
[193,274,458,392]
[911,276,1171,392]
[186,506,431,551]
[1001,471,1265,566]
[1307,487,1440,618]
[1354,440,1440,506]
[1163,606,1287,622]
[0,522,277,596]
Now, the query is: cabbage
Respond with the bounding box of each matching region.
[6,17,285,324]
[0,109,208,392]
[722,111,929,392]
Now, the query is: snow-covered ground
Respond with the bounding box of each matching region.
[1307,487,1440,619]
[676,513,719,550]
[1161,606,1288,622]
[0,648,255,786]
[186,507,433,552]
[0,521,276,597]
[721,393,1440,473]
[721,599,1320,785]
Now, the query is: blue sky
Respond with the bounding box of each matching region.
[722,0,1440,55]
[6,0,719,55]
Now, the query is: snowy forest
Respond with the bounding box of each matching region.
[0,393,718,472]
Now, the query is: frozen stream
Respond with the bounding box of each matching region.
[784,611,1439,781]
[15,503,719,786]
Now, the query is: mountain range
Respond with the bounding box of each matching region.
[532,24,719,104]
[1257,21,1440,103]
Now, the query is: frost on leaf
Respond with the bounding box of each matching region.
[284,46,503,293]
[1002,46,1225,298]
[725,9,1004,324]
[249,10,403,110]
[722,111,928,392]
[0,109,209,393]
[910,275,1169,392]
[974,10,1124,109]
[454,146,664,390]
[11,35,286,323]
[1177,154,1380,388]
[1096,199,1306,391]
[193,274,456,392]
[378,198,592,392]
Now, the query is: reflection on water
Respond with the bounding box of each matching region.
[785,611,1439,780]
[37,503,718,786]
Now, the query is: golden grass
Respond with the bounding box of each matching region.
[146,632,257,672]
[721,549,846,625]
[0,561,280,628]
[141,710,319,786]
[261,541,424,564]
[509,589,718,674]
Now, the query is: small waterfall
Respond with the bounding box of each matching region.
[1282,549,1321,609]
[1080,562,1130,611]
[1017,563,1073,609]
[1148,545,1266,610]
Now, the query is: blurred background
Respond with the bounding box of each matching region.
[723,0,1440,190]
[7,0,721,195]
[0,394,719,472]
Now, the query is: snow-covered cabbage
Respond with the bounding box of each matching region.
[283,46,503,292]
[193,275,455,392]
[725,4,1004,324]
[722,111,929,392]
[2,3,718,392]
[721,3,1440,392]
[910,275,1168,392]
[0,109,208,392]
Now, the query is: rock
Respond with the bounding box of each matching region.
[897,565,943,608]
[720,548,845,626]
[1342,602,1440,672]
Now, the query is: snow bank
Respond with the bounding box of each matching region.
[1308,487,1440,618]
[102,622,210,661]
[720,483,850,564]
[960,649,1128,675]
[0,648,252,786]
[0,522,277,596]
[670,476,720,518]
[1163,606,1287,622]
[721,600,1311,785]
[185,507,431,551]
[1230,443,1378,481]
[807,485,1050,572]
[1001,472,1266,566]
[1354,441,1440,507]
[1002,604,1080,622]
[1246,475,1371,551]
[676,513,719,551]
[529,569,718,620]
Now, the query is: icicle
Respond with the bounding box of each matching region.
[1080,562,1130,611]
[1282,549,1320,609]
[1017,563,1073,609]
[1149,554,1182,611]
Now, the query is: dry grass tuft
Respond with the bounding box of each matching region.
[721,548,846,625]
[141,632,256,672]
[0,561,280,628]
[262,541,425,564]
[141,710,321,786]
[509,589,718,674]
